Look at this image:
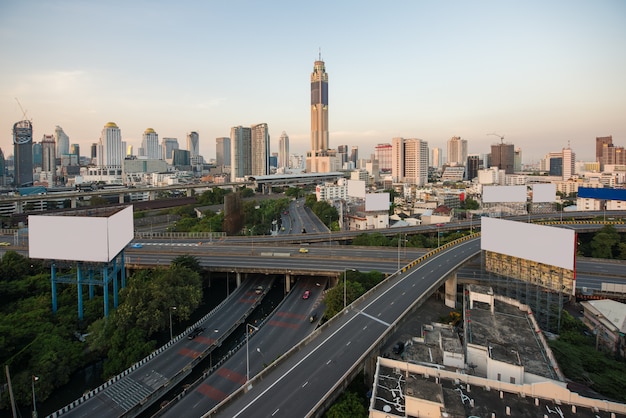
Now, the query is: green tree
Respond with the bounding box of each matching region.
[324,391,367,418]
[590,225,620,258]
[171,255,201,273]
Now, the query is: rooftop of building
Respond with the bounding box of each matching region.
[465,287,558,380]
[371,360,626,418]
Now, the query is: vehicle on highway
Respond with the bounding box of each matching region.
[187,327,205,339]
[302,290,311,299]
[299,247,309,253]
[130,243,143,248]
[0,242,11,246]
[309,312,318,323]
[255,286,264,294]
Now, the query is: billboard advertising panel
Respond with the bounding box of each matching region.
[532,183,556,202]
[29,215,110,262]
[482,185,526,203]
[28,206,134,263]
[108,206,134,259]
[365,193,390,212]
[481,217,575,270]
[347,180,366,198]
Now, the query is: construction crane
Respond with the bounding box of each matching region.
[487,132,504,144]
[14,97,29,121]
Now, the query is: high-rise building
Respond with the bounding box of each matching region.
[278,131,290,169]
[55,126,70,158]
[231,126,252,182]
[350,146,358,166]
[391,137,429,186]
[0,148,5,186]
[41,134,56,183]
[337,145,348,166]
[32,142,42,168]
[307,55,330,173]
[562,146,575,181]
[97,122,123,167]
[142,128,161,159]
[431,147,442,168]
[466,155,481,181]
[490,142,515,174]
[216,137,231,167]
[251,123,270,176]
[514,148,522,173]
[13,120,34,187]
[70,144,80,160]
[446,136,467,166]
[375,143,392,172]
[187,131,199,158]
[162,138,179,160]
[596,135,612,169]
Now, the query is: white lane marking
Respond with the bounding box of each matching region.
[358,311,390,327]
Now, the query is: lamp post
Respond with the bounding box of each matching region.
[397,234,407,270]
[343,268,356,309]
[327,215,332,247]
[169,306,177,340]
[246,323,260,383]
[31,375,39,418]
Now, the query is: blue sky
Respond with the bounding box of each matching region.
[1,0,625,164]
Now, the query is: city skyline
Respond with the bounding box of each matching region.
[1,1,625,164]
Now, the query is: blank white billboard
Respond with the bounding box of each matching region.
[347,180,366,198]
[483,185,526,203]
[481,217,575,270]
[532,183,556,202]
[365,193,390,212]
[28,206,134,262]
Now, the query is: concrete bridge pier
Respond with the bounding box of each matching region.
[444,274,457,309]
[235,271,242,287]
[284,273,291,293]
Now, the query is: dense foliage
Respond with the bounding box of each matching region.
[323,270,384,319]
[304,195,339,229]
[548,311,626,402]
[577,224,626,259]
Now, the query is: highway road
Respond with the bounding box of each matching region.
[59,276,273,418]
[208,238,481,417]
[160,276,327,417]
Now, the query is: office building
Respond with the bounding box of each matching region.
[562,146,575,181]
[13,120,34,187]
[466,154,481,181]
[490,142,515,174]
[55,125,70,158]
[187,131,199,158]
[374,143,392,172]
[596,135,612,169]
[307,55,331,173]
[162,138,179,160]
[392,137,429,186]
[216,137,230,167]
[337,145,348,166]
[446,136,467,166]
[32,142,42,168]
[0,149,5,186]
[514,147,522,173]
[69,144,80,161]
[230,126,252,182]
[251,123,270,176]
[431,147,442,168]
[278,131,289,169]
[141,128,161,160]
[41,134,56,184]
[97,122,123,167]
[350,146,358,166]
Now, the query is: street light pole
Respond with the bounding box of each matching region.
[246,323,260,383]
[169,306,177,340]
[31,375,39,418]
[343,268,356,309]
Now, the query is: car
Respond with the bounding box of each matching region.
[255,285,264,295]
[187,327,205,340]
[299,248,309,253]
[130,243,143,248]
[302,290,311,299]
[0,242,11,247]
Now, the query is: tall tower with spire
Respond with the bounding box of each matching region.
[307,51,331,173]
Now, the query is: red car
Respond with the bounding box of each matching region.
[302,290,311,299]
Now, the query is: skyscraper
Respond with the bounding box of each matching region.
[230,126,252,182]
[490,142,515,174]
[162,138,179,160]
[596,135,612,169]
[375,143,392,172]
[97,122,123,167]
[392,137,429,186]
[431,147,442,168]
[307,55,330,173]
[55,126,70,158]
[446,136,467,166]
[562,146,575,181]
[251,123,270,177]
[13,120,33,187]
[216,137,231,167]
[41,134,56,184]
[350,146,358,167]
[187,131,200,163]
[278,131,290,169]
[142,128,161,159]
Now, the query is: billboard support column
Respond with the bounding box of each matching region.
[103,267,109,317]
[112,259,119,309]
[89,269,94,299]
[77,264,84,321]
[121,252,126,289]
[51,264,57,313]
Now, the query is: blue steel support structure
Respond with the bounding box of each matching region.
[49,250,127,319]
